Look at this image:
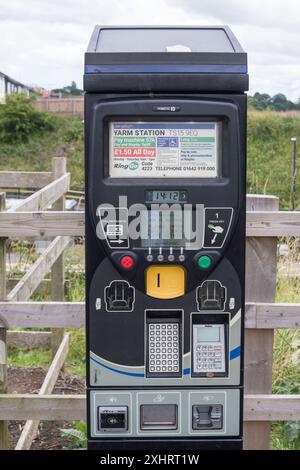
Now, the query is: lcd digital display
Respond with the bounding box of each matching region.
[138,207,204,250]
[197,326,221,343]
[109,121,220,178]
[152,191,180,202]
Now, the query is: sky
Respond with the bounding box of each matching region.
[0,0,300,100]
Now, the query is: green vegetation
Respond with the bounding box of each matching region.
[249,92,300,112]
[269,243,300,449]
[60,421,87,450]
[8,348,51,368]
[0,102,84,189]
[0,94,56,144]
[248,112,300,209]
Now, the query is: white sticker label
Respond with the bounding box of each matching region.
[109,122,219,178]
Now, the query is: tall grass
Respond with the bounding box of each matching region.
[270,242,300,449]
[248,112,300,209]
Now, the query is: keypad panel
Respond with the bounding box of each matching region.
[146,314,182,378]
[193,324,226,375]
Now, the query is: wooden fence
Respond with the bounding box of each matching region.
[33,98,84,117]
[0,160,300,450]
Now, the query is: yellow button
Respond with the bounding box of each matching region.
[145,265,186,299]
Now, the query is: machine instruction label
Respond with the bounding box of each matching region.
[109,122,219,178]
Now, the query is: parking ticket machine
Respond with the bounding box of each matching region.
[84,26,248,450]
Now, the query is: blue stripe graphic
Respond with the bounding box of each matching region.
[230,346,241,360]
[91,346,241,378]
[91,356,145,377]
[85,64,247,75]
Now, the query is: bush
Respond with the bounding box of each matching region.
[63,118,83,143]
[0,93,57,143]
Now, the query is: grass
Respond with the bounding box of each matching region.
[0,115,84,189]
[269,244,300,449]
[248,112,300,209]
[8,348,51,368]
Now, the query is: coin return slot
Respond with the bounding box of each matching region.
[140,404,178,431]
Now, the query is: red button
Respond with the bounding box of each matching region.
[120,255,135,270]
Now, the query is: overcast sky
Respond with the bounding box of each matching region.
[1,0,300,100]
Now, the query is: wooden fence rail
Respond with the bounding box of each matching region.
[6,173,69,213]
[1,209,300,237]
[0,302,300,329]
[0,171,52,189]
[1,394,300,422]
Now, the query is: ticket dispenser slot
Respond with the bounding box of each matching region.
[192,313,229,377]
[140,404,178,431]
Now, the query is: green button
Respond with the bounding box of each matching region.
[198,255,212,269]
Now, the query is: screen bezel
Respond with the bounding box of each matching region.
[106,118,222,179]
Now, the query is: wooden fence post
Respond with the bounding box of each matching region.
[51,157,67,357]
[244,194,279,449]
[0,192,8,449]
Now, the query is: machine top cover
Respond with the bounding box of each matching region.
[84,26,248,93]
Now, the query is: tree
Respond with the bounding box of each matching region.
[269,93,288,111]
[52,81,83,97]
[249,92,271,110]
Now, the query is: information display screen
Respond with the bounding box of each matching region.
[109,121,220,178]
[197,326,221,343]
